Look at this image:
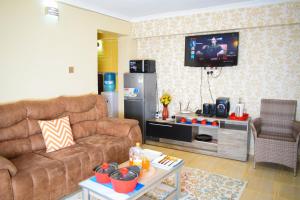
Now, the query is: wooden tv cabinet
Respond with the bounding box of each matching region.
[145,114,250,161]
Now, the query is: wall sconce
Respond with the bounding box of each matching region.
[43,0,59,17]
[45,7,59,17]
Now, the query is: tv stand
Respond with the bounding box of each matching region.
[145,114,250,161]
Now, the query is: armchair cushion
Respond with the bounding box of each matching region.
[258,133,296,142]
[0,156,17,176]
[96,118,139,137]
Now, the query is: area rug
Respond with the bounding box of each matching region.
[69,167,247,200]
[145,167,247,200]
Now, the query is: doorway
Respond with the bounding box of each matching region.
[97,31,119,118]
[97,31,119,94]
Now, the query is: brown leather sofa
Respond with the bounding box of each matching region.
[0,94,142,200]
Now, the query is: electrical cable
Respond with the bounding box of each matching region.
[200,67,203,107]
[212,67,223,78]
[207,73,214,103]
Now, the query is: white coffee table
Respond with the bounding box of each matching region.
[79,160,184,200]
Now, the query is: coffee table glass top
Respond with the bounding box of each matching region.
[79,160,184,200]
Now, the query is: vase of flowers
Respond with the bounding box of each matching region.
[160,92,172,120]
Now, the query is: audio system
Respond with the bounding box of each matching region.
[202,97,230,118]
[216,97,230,118]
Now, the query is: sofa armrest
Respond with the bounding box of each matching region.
[0,169,13,200]
[251,118,261,139]
[292,121,300,143]
[96,118,140,138]
[0,156,17,176]
[127,124,142,146]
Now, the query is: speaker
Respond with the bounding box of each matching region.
[216,97,230,118]
[203,103,216,117]
[203,103,209,116]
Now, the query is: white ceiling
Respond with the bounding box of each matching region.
[59,0,292,22]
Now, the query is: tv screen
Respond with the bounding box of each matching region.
[185,32,239,67]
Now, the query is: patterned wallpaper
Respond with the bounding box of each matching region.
[132,2,300,38]
[133,2,300,120]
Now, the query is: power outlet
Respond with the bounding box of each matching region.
[68,66,75,74]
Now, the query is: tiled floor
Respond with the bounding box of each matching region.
[143,144,300,200]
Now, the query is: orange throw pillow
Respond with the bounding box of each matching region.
[38,116,75,153]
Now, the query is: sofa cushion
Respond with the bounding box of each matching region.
[38,116,75,153]
[26,98,65,120]
[0,101,27,129]
[10,153,66,200]
[96,118,139,138]
[0,138,32,159]
[35,144,99,193]
[71,121,97,140]
[76,134,132,164]
[75,144,104,171]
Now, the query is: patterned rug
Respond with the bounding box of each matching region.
[145,167,247,200]
[68,167,247,200]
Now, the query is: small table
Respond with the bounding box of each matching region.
[79,161,184,200]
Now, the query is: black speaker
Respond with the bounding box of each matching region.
[203,103,216,117]
[203,103,210,116]
[216,97,230,118]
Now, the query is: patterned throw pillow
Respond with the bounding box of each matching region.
[38,116,75,153]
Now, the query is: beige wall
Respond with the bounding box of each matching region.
[118,36,137,118]
[0,0,131,103]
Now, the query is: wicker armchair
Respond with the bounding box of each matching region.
[251,99,300,176]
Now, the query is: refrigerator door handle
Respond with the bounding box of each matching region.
[148,123,173,128]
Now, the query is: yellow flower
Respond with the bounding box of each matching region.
[160,92,172,106]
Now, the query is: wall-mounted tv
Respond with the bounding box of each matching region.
[184,32,239,67]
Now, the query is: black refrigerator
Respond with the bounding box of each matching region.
[124,73,157,143]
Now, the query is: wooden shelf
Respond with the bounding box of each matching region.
[146,116,250,162]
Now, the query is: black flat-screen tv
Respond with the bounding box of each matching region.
[185,32,239,67]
